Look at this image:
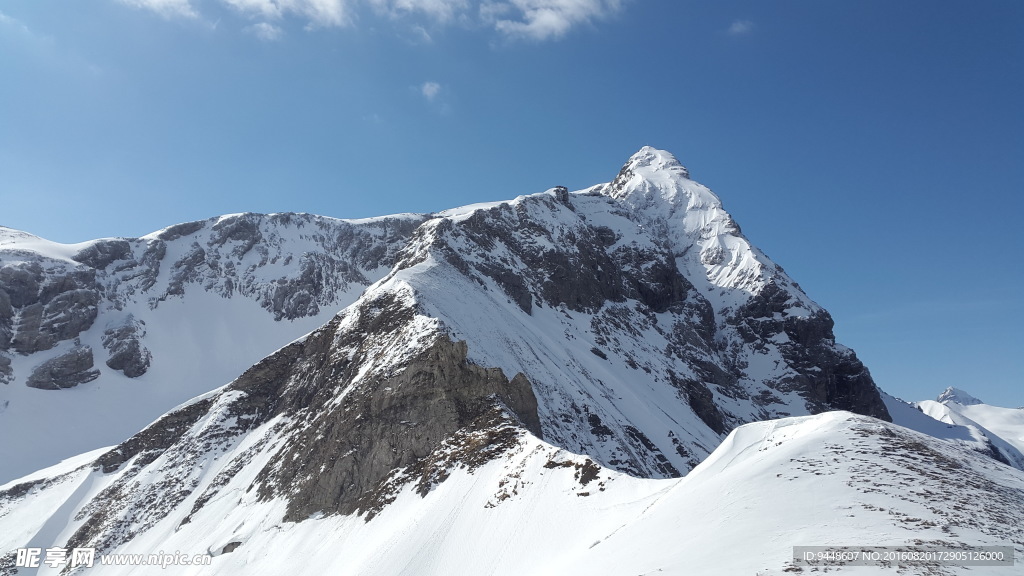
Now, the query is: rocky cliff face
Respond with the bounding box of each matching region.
[0,213,424,380]
[0,149,896,562]
[0,213,427,482]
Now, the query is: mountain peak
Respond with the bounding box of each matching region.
[604,147,721,215]
[626,146,691,179]
[937,386,983,406]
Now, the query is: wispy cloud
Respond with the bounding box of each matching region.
[728,19,753,36]
[0,10,34,38]
[118,0,200,20]
[409,24,433,43]
[368,0,469,23]
[114,0,625,41]
[1,9,103,75]
[421,81,442,101]
[125,0,352,27]
[225,0,352,27]
[223,0,284,20]
[246,21,283,40]
[490,0,622,41]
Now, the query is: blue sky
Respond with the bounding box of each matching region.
[1,0,1022,408]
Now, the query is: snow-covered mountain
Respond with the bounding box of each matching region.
[0,148,888,484]
[937,387,985,406]
[11,147,1015,575]
[881,387,1024,471]
[0,213,425,481]
[935,390,1024,457]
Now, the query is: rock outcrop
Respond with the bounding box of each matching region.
[0,213,426,388]
[0,355,11,386]
[25,346,100,390]
[0,263,99,355]
[102,317,152,378]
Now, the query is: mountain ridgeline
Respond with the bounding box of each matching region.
[0,148,892,562]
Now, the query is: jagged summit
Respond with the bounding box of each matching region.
[603,148,818,322]
[938,387,984,406]
[621,146,692,178]
[605,147,710,212]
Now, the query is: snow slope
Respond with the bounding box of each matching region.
[2,412,1020,576]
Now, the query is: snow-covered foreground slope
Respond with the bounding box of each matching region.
[0,213,424,482]
[2,412,1020,576]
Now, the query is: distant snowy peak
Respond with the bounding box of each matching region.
[883,392,1024,471]
[937,386,983,406]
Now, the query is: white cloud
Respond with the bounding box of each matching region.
[492,0,621,41]
[114,0,625,40]
[298,0,352,27]
[122,0,352,27]
[118,0,200,19]
[0,10,32,35]
[228,0,353,27]
[368,0,469,23]
[728,19,753,36]
[223,0,283,20]
[421,81,441,101]
[410,24,433,43]
[247,21,284,39]
[478,1,511,22]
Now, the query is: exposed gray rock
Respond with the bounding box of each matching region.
[443,198,691,316]
[0,263,42,308]
[157,220,206,242]
[210,216,262,258]
[0,288,12,349]
[165,243,208,297]
[730,281,890,420]
[257,331,541,521]
[145,214,425,320]
[102,318,152,378]
[26,346,100,390]
[9,284,99,355]
[0,259,99,355]
[71,293,540,553]
[10,303,45,354]
[42,289,99,341]
[234,292,541,521]
[0,354,11,385]
[73,240,132,270]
